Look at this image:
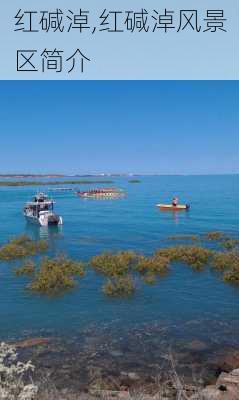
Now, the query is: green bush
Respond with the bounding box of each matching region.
[0,342,37,400]
[224,266,239,283]
[91,251,138,277]
[143,272,157,285]
[0,235,48,261]
[102,275,135,297]
[30,256,85,294]
[8,229,239,296]
[205,231,224,241]
[167,235,199,241]
[136,255,169,275]
[156,246,212,270]
[221,239,239,250]
[212,252,239,271]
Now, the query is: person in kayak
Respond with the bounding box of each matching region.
[172,197,179,207]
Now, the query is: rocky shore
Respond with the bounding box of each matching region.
[6,319,239,400]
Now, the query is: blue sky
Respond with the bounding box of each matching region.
[0,81,238,175]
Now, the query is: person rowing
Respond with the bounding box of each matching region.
[172,196,179,207]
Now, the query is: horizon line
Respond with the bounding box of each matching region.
[0,173,239,177]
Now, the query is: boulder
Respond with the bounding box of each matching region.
[193,369,239,400]
[200,384,238,399]
[127,372,141,381]
[215,351,239,372]
[217,369,239,386]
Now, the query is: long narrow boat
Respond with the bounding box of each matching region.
[77,188,125,199]
[156,204,190,211]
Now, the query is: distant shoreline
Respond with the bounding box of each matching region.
[0,173,239,179]
[0,174,139,179]
[0,180,114,187]
[0,174,65,179]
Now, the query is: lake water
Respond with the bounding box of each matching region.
[1,175,239,381]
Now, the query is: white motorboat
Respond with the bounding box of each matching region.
[23,193,63,226]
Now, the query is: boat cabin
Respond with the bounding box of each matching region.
[24,193,54,218]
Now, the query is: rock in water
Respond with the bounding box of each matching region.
[185,340,208,352]
[195,369,239,400]
[11,337,50,348]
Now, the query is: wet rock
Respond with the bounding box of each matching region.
[109,350,124,357]
[11,337,51,348]
[119,372,147,390]
[210,350,239,374]
[191,369,239,400]
[185,340,209,352]
[127,372,141,381]
[220,352,239,371]
[94,390,131,400]
[217,368,239,387]
[200,384,238,399]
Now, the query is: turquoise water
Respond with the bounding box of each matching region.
[1,175,239,346]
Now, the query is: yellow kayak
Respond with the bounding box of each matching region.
[156,204,190,211]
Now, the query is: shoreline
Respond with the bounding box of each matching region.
[6,324,239,399]
[0,179,114,187]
